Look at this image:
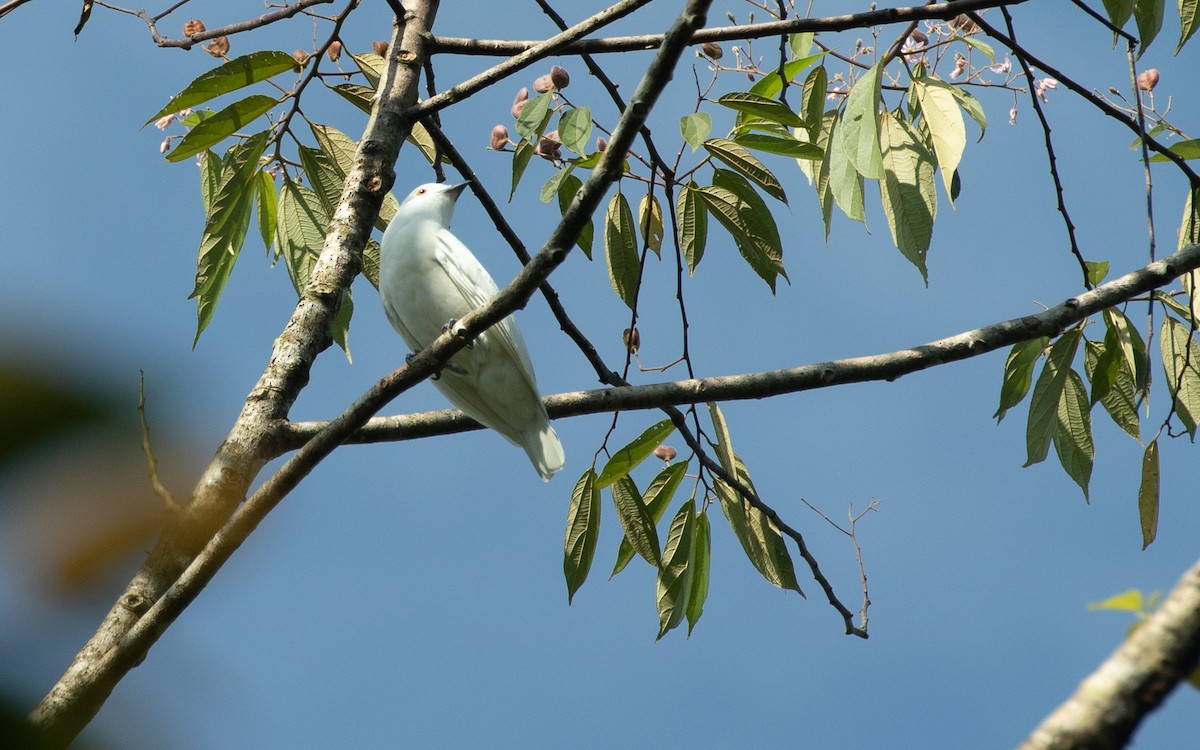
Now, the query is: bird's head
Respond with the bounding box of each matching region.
[396,181,468,227]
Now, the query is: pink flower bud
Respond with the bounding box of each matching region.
[596,136,608,152]
[159,138,170,154]
[1137,68,1160,91]
[489,124,509,150]
[653,445,677,462]
[511,87,530,118]
[533,74,554,94]
[155,114,176,130]
[550,65,570,89]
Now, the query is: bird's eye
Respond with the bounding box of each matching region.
[416,188,426,195]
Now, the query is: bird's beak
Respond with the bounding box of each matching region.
[447,182,469,199]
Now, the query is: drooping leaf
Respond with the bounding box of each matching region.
[349,52,385,89]
[707,402,737,478]
[685,510,711,636]
[947,84,987,142]
[610,476,662,568]
[603,191,641,309]
[1052,368,1094,501]
[198,150,221,216]
[1160,315,1200,435]
[1134,0,1166,54]
[677,181,708,274]
[1102,0,1136,28]
[839,62,884,179]
[540,165,577,204]
[555,172,593,258]
[696,182,787,292]
[407,121,449,165]
[510,139,535,201]
[612,461,687,577]
[190,133,269,345]
[913,76,967,202]
[827,109,866,224]
[331,288,353,362]
[1105,308,1150,394]
[1180,0,1200,53]
[276,180,329,295]
[74,0,93,37]
[957,34,996,61]
[714,470,802,596]
[362,239,381,289]
[327,82,375,114]
[799,65,828,140]
[1025,330,1081,467]
[1084,335,1140,439]
[680,112,712,150]
[703,138,788,203]
[1139,439,1159,548]
[638,193,664,256]
[732,132,823,160]
[746,54,826,99]
[596,418,676,488]
[297,143,345,216]
[558,106,592,154]
[716,91,805,128]
[166,95,278,163]
[145,51,297,126]
[656,499,696,640]
[255,169,277,254]
[995,336,1047,422]
[878,111,937,281]
[564,469,601,604]
[515,91,554,141]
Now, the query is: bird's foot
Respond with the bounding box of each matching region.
[406,352,442,380]
[443,319,474,349]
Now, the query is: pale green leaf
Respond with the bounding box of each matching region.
[638,193,664,256]
[555,172,592,258]
[255,169,277,254]
[145,51,296,126]
[696,180,787,292]
[1085,335,1140,439]
[564,469,601,604]
[515,91,553,141]
[732,132,823,160]
[747,54,825,99]
[408,121,449,165]
[1105,308,1150,394]
[878,111,937,281]
[948,84,987,142]
[326,82,375,115]
[297,143,345,216]
[656,499,696,640]
[349,52,385,89]
[703,138,788,203]
[827,110,866,223]
[510,139,534,201]
[1052,369,1093,501]
[680,111,712,150]
[276,180,328,295]
[1180,0,1200,52]
[677,181,708,274]
[707,402,736,478]
[1147,138,1200,162]
[540,165,576,204]
[716,91,805,128]
[839,62,884,179]
[914,76,967,202]
[603,191,640,310]
[1160,315,1200,435]
[1139,439,1159,548]
[957,34,995,62]
[610,476,661,568]
[789,32,814,57]
[558,106,592,154]
[596,418,676,488]
[166,94,277,163]
[800,65,828,141]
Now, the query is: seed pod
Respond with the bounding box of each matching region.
[911,29,928,44]
[292,49,311,67]
[489,124,509,150]
[534,136,561,161]
[511,87,530,118]
[550,65,570,89]
[183,19,206,36]
[327,41,343,62]
[372,40,389,56]
[700,41,723,59]
[1137,68,1160,91]
[950,14,978,33]
[205,35,230,57]
[622,327,640,354]
[653,445,677,462]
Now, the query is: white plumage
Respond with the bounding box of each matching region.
[379,182,565,481]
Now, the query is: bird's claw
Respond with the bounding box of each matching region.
[443,318,474,349]
[406,351,442,380]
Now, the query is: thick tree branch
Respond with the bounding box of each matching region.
[1019,556,1200,749]
[429,0,1027,56]
[281,243,1200,446]
[26,3,437,746]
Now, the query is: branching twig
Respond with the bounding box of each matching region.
[137,371,178,511]
[136,0,334,50]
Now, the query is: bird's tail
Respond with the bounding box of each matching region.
[525,424,565,482]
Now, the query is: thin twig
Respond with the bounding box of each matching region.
[137,371,178,511]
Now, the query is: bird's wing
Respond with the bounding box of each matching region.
[433,228,541,384]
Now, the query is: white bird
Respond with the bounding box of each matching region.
[379,181,565,481]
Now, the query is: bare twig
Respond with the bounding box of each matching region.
[137,371,178,511]
[138,0,334,50]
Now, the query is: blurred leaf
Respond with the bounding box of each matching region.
[656,499,696,640]
[1025,330,1081,467]
[558,106,592,154]
[840,62,884,179]
[878,111,937,282]
[680,112,712,150]
[564,469,601,604]
[1147,138,1200,161]
[703,138,788,203]
[555,172,593,258]
[1102,0,1136,28]
[166,95,277,163]
[995,336,1047,422]
[1052,369,1093,501]
[0,370,121,469]
[610,476,661,568]
[1180,0,1200,52]
[677,181,708,274]
[331,288,353,361]
[596,418,676,488]
[145,51,296,125]
[1139,439,1159,548]
[1088,588,1144,612]
[714,466,802,595]
[686,510,711,636]
[1085,260,1111,286]
[1160,315,1200,435]
[638,193,664,256]
[604,191,641,309]
[746,54,825,99]
[612,461,686,577]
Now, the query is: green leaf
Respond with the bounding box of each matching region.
[1134,0,1166,54]
[555,172,592,258]
[166,95,278,163]
[1180,0,1200,52]
[610,476,662,568]
[716,91,805,128]
[732,132,822,160]
[839,62,884,179]
[1105,308,1150,394]
[515,91,553,141]
[639,193,664,256]
[145,51,297,126]
[677,181,708,274]
[656,499,696,640]
[362,239,381,289]
[308,121,357,173]
[408,121,449,165]
[198,150,221,216]
[1087,588,1144,612]
[612,461,687,577]
[603,191,640,309]
[189,132,268,345]
[696,180,787,292]
[703,138,788,204]
[255,169,277,254]
[995,336,1047,422]
[276,180,329,295]
[540,165,576,204]
[510,139,534,201]
[558,106,592,154]
[825,110,866,225]
[789,32,814,57]
[878,111,937,281]
[1052,369,1093,501]
[596,418,676,488]
[957,34,995,62]
[680,112,712,150]
[1148,138,1200,162]
[947,84,987,142]
[564,469,601,604]
[349,52,385,89]
[1181,187,1200,250]
[331,288,353,362]
[707,402,737,478]
[1085,260,1111,286]
[1085,334,1140,439]
[747,54,825,99]
[1025,330,1081,467]
[1160,315,1200,435]
[297,144,345,216]
[714,469,802,595]
[686,510,711,636]
[800,65,829,141]
[913,76,967,202]
[327,82,375,115]
[1139,439,1159,549]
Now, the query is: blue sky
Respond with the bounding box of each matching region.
[2,1,1199,747]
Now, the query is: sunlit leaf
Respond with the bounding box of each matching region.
[680,112,712,150]
[703,138,788,203]
[1160,315,1200,435]
[827,109,866,223]
[327,82,375,114]
[1104,308,1150,394]
[799,65,828,140]
[1147,138,1200,162]
[947,84,987,142]
[603,191,641,309]
[145,51,297,126]
[696,181,787,292]
[276,180,328,295]
[596,418,676,488]
[564,469,601,604]
[515,91,553,141]
[1052,369,1093,501]
[707,402,736,478]
[1087,588,1143,612]
[995,336,1047,422]
[540,165,576,204]
[612,461,687,577]
[733,132,822,160]
[558,106,592,154]
[686,510,711,636]
[555,172,593,258]
[349,52,385,89]
[913,76,967,203]
[656,499,696,640]
[839,62,884,179]
[746,54,825,99]
[255,169,277,254]
[166,94,277,162]
[638,193,664,256]
[716,91,805,128]
[510,139,534,201]
[878,111,936,281]
[956,34,995,62]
